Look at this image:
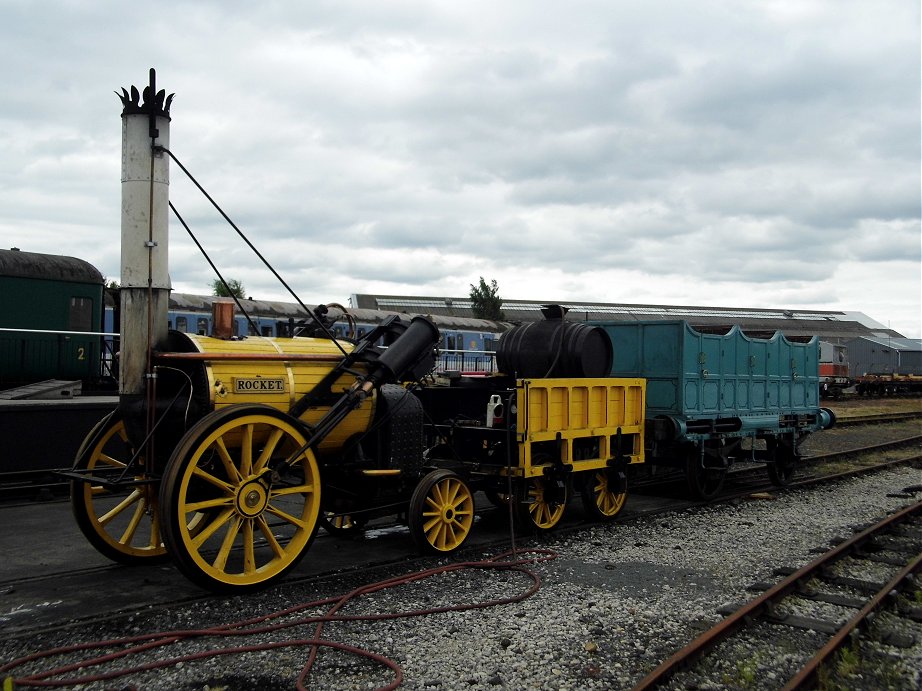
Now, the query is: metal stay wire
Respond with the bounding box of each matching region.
[169,201,262,338]
[157,145,348,357]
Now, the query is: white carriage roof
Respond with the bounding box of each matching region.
[363,295,851,321]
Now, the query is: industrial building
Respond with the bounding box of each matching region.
[350,294,906,344]
[842,336,922,376]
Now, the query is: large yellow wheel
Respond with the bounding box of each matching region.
[517,475,568,532]
[409,469,474,554]
[71,412,168,564]
[159,405,321,592]
[580,469,627,522]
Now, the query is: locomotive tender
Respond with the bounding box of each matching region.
[62,71,831,593]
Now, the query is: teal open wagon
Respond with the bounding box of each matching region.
[594,320,835,499]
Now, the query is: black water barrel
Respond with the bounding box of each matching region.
[496,320,613,378]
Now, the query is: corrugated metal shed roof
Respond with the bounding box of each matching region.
[350,293,897,341]
[169,293,510,332]
[355,293,850,320]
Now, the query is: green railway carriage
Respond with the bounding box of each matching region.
[0,248,105,388]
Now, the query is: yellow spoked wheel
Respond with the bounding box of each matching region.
[159,405,320,592]
[580,469,627,522]
[71,412,168,564]
[409,469,474,554]
[517,475,568,532]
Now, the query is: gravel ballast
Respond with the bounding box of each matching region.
[5,465,921,690]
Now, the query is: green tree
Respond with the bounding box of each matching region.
[469,276,504,320]
[211,277,246,298]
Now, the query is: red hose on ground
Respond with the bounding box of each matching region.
[1,548,556,690]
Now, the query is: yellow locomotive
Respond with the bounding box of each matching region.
[69,307,645,593]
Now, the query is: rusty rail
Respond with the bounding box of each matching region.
[632,499,922,690]
[835,411,922,427]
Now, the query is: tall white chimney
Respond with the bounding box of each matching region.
[117,69,172,402]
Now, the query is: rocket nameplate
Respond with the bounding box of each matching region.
[233,377,286,393]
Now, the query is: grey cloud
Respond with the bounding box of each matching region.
[0,0,919,337]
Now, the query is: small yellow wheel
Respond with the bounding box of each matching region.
[580,469,627,522]
[71,411,168,564]
[517,475,568,532]
[159,405,321,592]
[409,469,474,554]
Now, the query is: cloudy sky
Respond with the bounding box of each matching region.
[1,1,919,336]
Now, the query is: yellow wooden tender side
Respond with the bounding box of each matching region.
[516,377,646,476]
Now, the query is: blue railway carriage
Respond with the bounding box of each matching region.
[595,320,835,500]
[162,294,503,374]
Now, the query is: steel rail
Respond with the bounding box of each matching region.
[627,436,922,493]
[631,499,922,690]
[835,411,922,427]
[806,435,922,463]
[782,550,922,690]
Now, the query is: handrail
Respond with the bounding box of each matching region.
[0,327,116,337]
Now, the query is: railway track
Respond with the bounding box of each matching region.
[2,434,919,687]
[834,410,922,427]
[632,499,922,690]
[3,426,919,511]
[2,410,917,503]
[627,433,922,498]
[3,436,918,636]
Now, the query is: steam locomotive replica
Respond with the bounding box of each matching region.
[53,72,833,593]
[68,301,652,592]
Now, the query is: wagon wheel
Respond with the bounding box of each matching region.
[517,463,568,533]
[766,438,798,487]
[580,468,627,522]
[159,405,321,592]
[319,511,366,537]
[684,449,726,501]
[409,469,474,554]
[319,436,369,537]
[70,411,169,564]
[484,489,512,509]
